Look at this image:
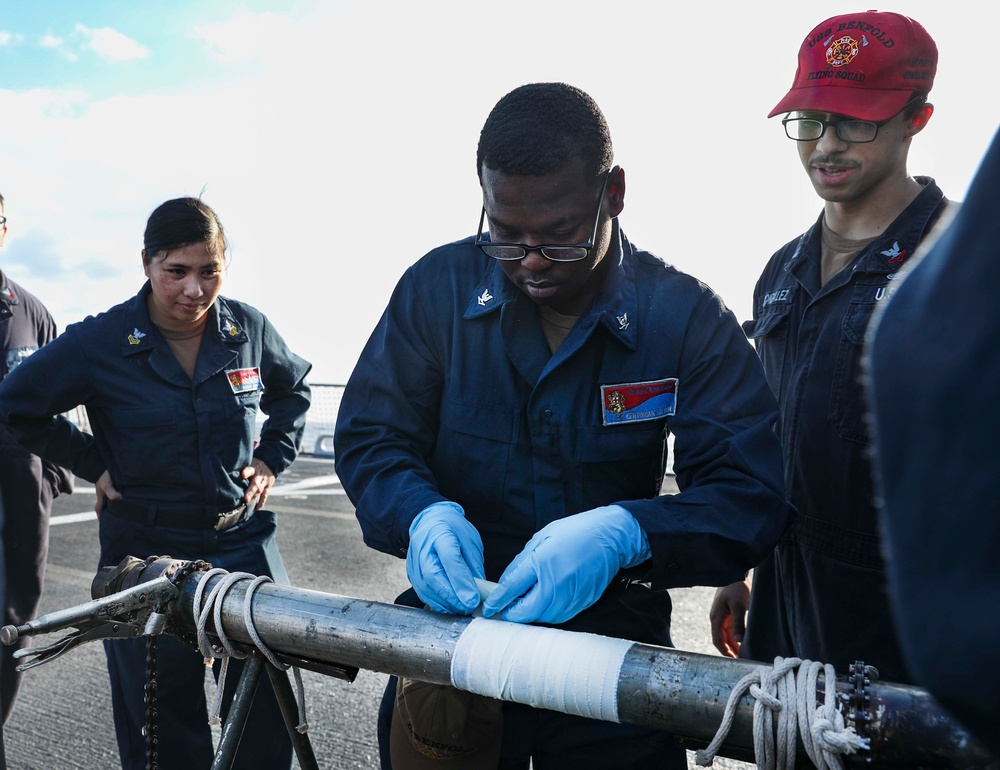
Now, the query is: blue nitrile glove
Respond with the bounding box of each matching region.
[406,501,486,615]
[481,505,651,625]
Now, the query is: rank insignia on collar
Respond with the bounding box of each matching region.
[880,241,908,265]
[617,312,629,330]
[1,285,17,304]
[127,327,146,346]
[478,289,493,306]
[223,320,240,336]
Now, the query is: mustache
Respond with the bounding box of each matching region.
[809,153,861,169]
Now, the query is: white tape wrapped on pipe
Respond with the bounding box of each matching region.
[450,579,633,722]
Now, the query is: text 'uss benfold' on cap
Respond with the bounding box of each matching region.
[768,10,938,122]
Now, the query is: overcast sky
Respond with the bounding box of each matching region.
[2,1,996,383]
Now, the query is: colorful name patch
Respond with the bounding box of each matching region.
[226,367,262,395]
[601,378,678,426]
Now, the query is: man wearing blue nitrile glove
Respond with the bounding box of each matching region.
[482,505,650,624]
[335,82,792,769]
[407,501,485,615]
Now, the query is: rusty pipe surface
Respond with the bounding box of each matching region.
[95,559,997,769]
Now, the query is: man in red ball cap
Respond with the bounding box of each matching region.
[709,10,955,686]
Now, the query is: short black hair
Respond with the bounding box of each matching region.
[143,197,228,263]
[476,82,613,181]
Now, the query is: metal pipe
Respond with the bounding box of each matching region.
[164,568,995,769]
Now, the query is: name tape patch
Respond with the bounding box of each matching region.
[601,378,677,426]
[226,367,262,395]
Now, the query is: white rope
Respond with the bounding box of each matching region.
[191,569,309,733]
[694,657,870,770]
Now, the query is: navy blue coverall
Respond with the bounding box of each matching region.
[0,281,311,770]
[335,226,792,769]
[740,178,950,684]
[868,130,1000,760]
[0,270,73,726]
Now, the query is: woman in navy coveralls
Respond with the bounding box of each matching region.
[0,197,311,770]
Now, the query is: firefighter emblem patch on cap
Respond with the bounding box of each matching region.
[826,35,860,67]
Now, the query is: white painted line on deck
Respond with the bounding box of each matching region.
[51,511,97,526]
[277,489,348,495]
[54,474,345,525]
[267,474,341,494]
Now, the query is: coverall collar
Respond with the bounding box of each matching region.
[785,177,946,297]
[119,281,249,385]
[121,282,248,348]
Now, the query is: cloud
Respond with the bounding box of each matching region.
[74,24,150,63]
[76,257,122,280]
[0,31,21,46]
[39,32,78,62]
[2,230,69,279]
[0,88,89,134]
[0,0,994,383]
[194,9,298,64]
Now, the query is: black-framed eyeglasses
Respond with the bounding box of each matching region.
[782,98,924,144]
[475,168,613,262]
[0,216,6,227]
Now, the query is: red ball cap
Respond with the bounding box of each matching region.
[769,10,937,121]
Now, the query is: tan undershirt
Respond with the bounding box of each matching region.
[158,326,204,379]
[538,305,580,353]
[821,216,877,287]
[147,296,208,379]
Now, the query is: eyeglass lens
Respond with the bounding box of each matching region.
[480,243,589,262]
[476,169,611,263]
[784,117,879,143]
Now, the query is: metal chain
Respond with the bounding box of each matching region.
[141,558,212,770]
[144,635,159,770]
